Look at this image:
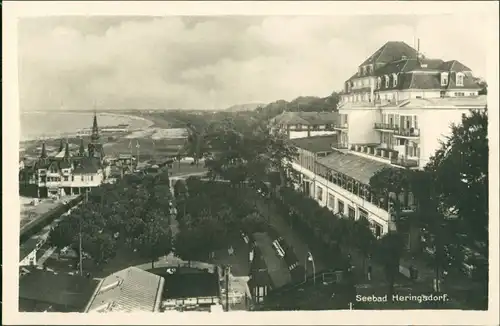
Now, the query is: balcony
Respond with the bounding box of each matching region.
[333,123,348,131]
[393,128,420,138]
[374,123,398,132]
[350,144,398,161]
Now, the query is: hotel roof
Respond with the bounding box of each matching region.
[360,41,418,66]
[317,151,390,184]
[85,267,164,313]
[19,267,99,312]
[290,135,338,153]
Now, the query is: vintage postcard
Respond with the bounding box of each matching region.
[3,1,499,325]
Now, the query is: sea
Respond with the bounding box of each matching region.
[20,111,153,142]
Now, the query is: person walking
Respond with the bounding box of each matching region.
[367,264,372,281]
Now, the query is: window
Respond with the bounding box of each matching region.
[384,75,389,88]
[72,176,75,181]
[81,176,84,181]
[392,73,398,87]
[456,73,464,86]
[328,194,335,210]
[90,176,94,181]
[338,200,345,215]
[316,186,323,201]
[440,90,446,98]
[348,206,356,219]
[441,72,449,86]
[64,176,69,181]
[359,208,368,221]
[296,124,302,129]
[377,77,382,89]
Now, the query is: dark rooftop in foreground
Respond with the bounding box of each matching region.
[317,150,391,184]
[19,267,99,312]
[290,135,338,153]
[148,267,220,299]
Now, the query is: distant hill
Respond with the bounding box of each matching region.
[224,103,265,112]
[255,92,341,120]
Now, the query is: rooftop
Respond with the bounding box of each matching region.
[360,41,418,66]
[317,150,391,184]
[85,266,164,313]
[148,267,219,299]
[19,267,99,312]
[290,135,338,153]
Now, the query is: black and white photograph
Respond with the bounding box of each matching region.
[3,1,499,324]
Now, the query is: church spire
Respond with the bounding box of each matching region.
[91,111,100,143]
[40,142,47,159]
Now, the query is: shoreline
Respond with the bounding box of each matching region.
[20,111,155,144]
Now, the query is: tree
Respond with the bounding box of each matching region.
[174,225,209,266]
[377,233,405,301]
[369,167,410,233]
[241,212,268,234]
[133,209,173,269]
[426,110,488,254]
[353,216,376,273]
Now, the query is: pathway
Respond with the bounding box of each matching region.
[248,191,327,275]
[37,247,57,266]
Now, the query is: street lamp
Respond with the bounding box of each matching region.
[304,251,316,285]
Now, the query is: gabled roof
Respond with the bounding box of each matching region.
[273,112,310,125]
[19,268,99,312]
[317,150,391,185]
[73,157,101,174]
[360,41,418,66]
[85,267,164,312]
[290,135,338,153]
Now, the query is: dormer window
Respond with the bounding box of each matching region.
[384,75,389,88]
[441,72,449,86]
[456,73,464,86]
[392,73,398,87]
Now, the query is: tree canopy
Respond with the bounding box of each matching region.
[48,170,174,269]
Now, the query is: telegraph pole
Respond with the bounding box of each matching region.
[225,265,230,311]
[79,190,88,276]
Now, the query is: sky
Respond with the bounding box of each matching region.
[18,14,491,111]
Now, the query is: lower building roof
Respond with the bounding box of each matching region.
[19,267,99,312]
[290,135,338,154]
[316,150,390,185]
[85,266,164,313]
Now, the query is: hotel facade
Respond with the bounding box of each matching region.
[284,41,487,236]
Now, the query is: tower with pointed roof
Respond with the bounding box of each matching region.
[87,112,105,160]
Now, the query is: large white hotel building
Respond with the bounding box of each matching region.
[280,41,487,237]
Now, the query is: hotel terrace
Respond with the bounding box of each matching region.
[280,41,487,236]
